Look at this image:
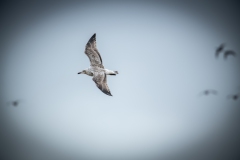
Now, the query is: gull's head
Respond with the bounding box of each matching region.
[78,70,86,74]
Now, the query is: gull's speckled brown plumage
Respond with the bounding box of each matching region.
[78,33,118,96]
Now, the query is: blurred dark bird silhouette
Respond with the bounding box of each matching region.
[227,94,239,100]
[215,43,225,58]
[199,90,218,96]
[7,100,21,107]
[224,50,237,60]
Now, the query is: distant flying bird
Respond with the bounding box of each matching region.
[12,101,19,106]
[78,33,118,96]
[199,90,218,96]
[215,43,225,58]
[224,50,237,60]
[227,94,239,100]
[7,100,21,107]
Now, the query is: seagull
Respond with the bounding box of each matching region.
[215,43,225,58]
[78,33,118,96]
[227,94,239,100]
[224,50,237,60]
[199,90,218,96]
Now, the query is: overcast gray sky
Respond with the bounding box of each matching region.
[0,1,240,160]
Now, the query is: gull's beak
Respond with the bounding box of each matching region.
[78,72,82,74]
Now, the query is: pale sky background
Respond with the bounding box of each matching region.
[0,1,240,160]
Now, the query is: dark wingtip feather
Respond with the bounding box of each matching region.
[104,90,112,96]
[102,91,112,96]
[88,33,96,43]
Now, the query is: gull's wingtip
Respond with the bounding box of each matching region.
[91,33,96,40]
[88,33,96,43]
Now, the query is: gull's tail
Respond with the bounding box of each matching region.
[108,70,119,76]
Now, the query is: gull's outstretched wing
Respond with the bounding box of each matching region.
[85,33,104,68]
[92,71,112,96]
[215,43,225,58]
[198,89,217,96]
[224,50,236,59]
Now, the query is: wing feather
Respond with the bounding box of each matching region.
[85,33,104,68]
[92,71,112,96]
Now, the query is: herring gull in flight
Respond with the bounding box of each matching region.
[78,33,118,96]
